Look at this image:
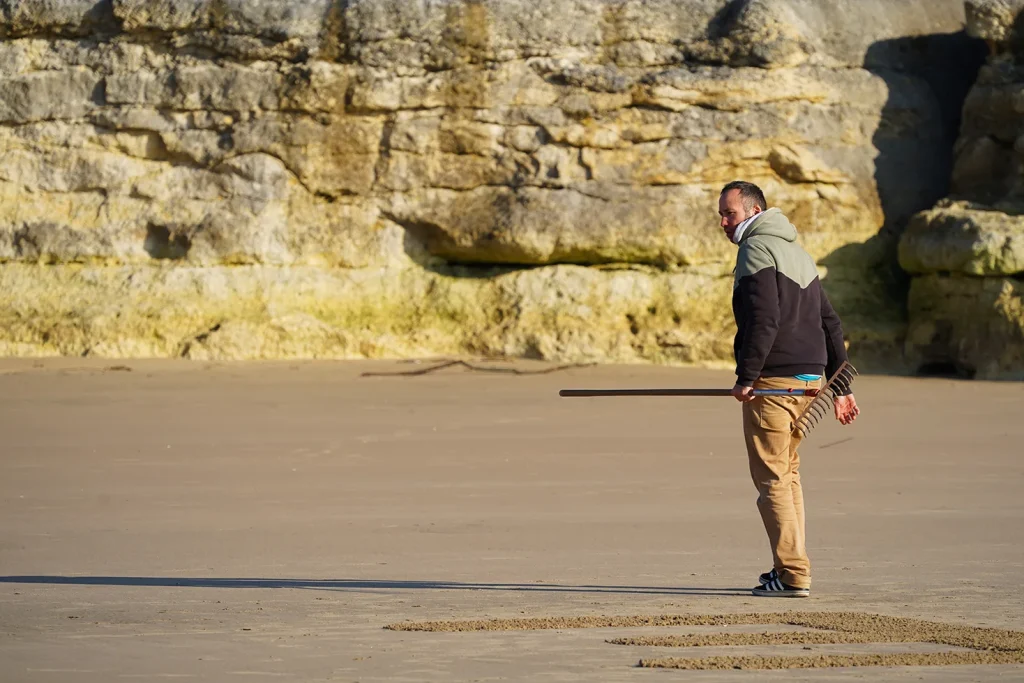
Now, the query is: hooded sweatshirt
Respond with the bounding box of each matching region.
[732,208,848,387]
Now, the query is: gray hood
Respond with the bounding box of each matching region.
[740,208,798,243]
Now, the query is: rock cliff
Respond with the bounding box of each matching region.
[899,0,1024,379]
[0,0,984,368]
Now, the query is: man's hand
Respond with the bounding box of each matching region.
[834,393,860,425]
[732,384,755,402]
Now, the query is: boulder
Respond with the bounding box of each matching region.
[900,201,1024,276]
[906,274,1024,379]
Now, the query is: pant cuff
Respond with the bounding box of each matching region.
[779,571,811,590]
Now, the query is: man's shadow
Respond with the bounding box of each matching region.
[0,575,748,595]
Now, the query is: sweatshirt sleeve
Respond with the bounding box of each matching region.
[734,244,781,387]
[820,286,851,393]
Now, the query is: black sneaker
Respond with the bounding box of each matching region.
[758,568,778,586]
[751,577,809,598]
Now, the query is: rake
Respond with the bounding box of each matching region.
[792,361,858,438]
[559,361,858,440]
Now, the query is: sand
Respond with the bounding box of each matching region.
[386,611,1024,668]
[1,358,1022,682]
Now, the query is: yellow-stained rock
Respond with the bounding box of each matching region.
[900,202,1024,276]
[0,262,737,365]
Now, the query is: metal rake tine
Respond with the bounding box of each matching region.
[806,410,825,425]
[830,360,852,376]
[839,363,859,382]
[828,362,859,394]
[829,382,851,399]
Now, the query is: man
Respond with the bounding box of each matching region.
[717,180,859,598]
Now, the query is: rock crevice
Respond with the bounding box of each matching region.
[899,0,1024,378]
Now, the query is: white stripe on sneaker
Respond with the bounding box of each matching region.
[751,577,810,597]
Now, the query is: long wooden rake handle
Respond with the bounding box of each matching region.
[559,388,819,398]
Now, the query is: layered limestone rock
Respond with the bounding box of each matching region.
[899,0,1024,378]
[0,0,984,367]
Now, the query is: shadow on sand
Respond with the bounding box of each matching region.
[0,575,748,596]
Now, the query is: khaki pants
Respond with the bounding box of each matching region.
[742,376,820,590]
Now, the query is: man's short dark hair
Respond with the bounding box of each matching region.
[721,181,767,212]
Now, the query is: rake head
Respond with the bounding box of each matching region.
[792,361,858,440]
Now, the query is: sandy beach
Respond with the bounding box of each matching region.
[1,358,1022,681]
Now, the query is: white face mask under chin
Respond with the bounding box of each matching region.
[731,212,760,244]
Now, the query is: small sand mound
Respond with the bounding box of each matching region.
[639,652,1024,670]
[387,611,1024,670]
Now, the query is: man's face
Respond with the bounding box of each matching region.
[718,189,761,242]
